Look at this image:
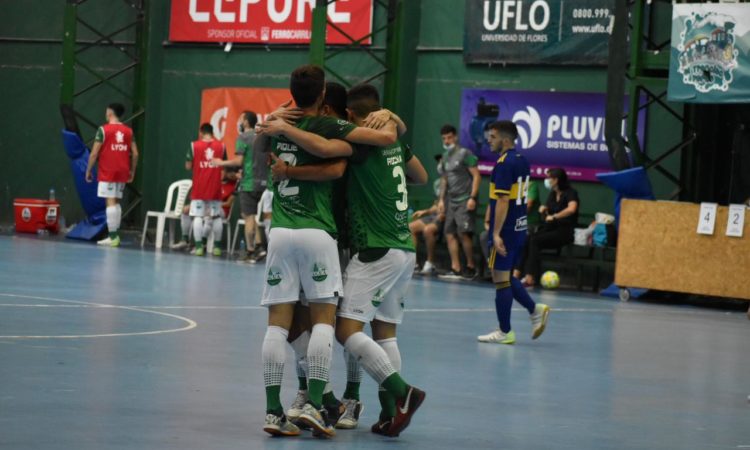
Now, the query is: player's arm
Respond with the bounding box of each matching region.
[484,204,491,231]
[270,153,347,181]
[185,143,193,171]
[467,159,481,212]
[85,141,102,183]
[492,194,510,257]
[128,142,139,183]
[405,156,428,185]
[547,200,579,223]
[437,176,447,214]
[345,121,398,147]
[258,119,353,158]
[363,109,407,136]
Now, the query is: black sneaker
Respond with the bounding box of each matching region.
[438,269,462,280]
[461,267,478,280]
[324,399,344,426]
[254,247,268,263]
[371,418,394,436]
[238,250,255,263]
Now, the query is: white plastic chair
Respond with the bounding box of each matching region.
[230,218,246,254]
[141,179,192,249]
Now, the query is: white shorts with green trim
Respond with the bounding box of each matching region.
[260,227,342,306]
[97,181,125,199]
[189,200,222,217]
[338,249,415,325]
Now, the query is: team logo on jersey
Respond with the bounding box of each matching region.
[677,12,738,93]
[267,267,282,286]
[312,263,328,282]
[371,288,385,307]
[115,131,125,143]
[515,216,528,232]
[204,147,215,161]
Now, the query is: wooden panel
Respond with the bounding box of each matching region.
[616,199,750,300]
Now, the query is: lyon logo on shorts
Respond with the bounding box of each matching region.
[312,263,328,282]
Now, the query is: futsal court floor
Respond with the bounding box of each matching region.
[0,235,748,450]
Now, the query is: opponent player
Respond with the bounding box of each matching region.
[185,123,226,257]
[478,121,550,345]
[85,103,139,247]
[257,65,399,438]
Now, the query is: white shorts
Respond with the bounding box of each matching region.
[338,249,416,325]
[256,189,273,222]
[260,228,343,306]
[189,200,222,217]
[97,182,125,199]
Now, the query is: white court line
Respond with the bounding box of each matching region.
[0,293,197,339]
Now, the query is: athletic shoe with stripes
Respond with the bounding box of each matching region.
[530,304,550,339]
[335,398,363,429]
[299,403,335,438]
[386,386,426,437]
[263,413,300,437]
[477,329,516,344]
[286,390,308,422]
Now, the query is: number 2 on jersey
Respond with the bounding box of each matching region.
[393,166,408,211]
[277,153,299,197]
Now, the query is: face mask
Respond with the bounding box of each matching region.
[442,143,456,151]
[544,179,553,190]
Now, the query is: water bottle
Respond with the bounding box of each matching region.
[239,239,246,253]
[49,188,55,201]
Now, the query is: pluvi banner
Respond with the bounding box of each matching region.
[460,89,647,182]
[464,0,615,65]
[169,0,373,45]
[668,3,750,103]
[200,87,291,158]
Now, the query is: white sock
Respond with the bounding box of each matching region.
[289,331,310,385]
[307,323,334,384]
[212,217,223,243]
[344,348,363,384]
[262,326,288,388]
[192,217,204,242]
[202,217,213,241]
[377,338,401,372]
[324,382,333,395]
[180,214,192,238]
[106,205,120,233]
[344,332,396,385]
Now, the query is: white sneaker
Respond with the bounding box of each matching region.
[263,413,300,437]
[477,329,516,344]
[335,398,363,429]
[420,260,435,275]
[530,304,550,340]
[287,390,308,421]
[96,237,112,246]
[299,403,335,438]
[170,240,189,250]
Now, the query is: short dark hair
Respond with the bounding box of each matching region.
[346,84,381,119]
[324,82,348,119]
[108,103,125,119]
[290,65,325,108]
[242,111,258,128]
[488,120,518,141]
[547,167,571,190]
[200,123,213,135]
[440,124,457,135]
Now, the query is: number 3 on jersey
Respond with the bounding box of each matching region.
[278,153,299,197]
[393,166,408,211]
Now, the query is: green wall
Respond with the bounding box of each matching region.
[0,0,684,228]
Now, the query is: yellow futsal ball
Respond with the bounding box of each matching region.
[540,271,560,289]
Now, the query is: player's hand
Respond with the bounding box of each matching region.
[545,214,555,223]
[211,158,224,167]
[85,170,93,183]
[484,217,490,231]
[437,200,445,215]
[257,118,290,137]
[363,109,391,130]
[412,210,425,220]
[269,153,288,182]
[539,205,547,215]
[438,213,446,222]
[268,100,303,125]
[467,197,477,212]
[493,234,507,257]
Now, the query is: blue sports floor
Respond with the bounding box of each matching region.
[0,235,748,450]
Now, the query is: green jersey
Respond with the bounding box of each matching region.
[348,141,415,254]
[270,115,355,234]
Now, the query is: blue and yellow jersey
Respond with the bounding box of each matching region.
[488,149,531,240]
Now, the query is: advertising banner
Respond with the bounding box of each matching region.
[459,89,646,182]
[668,3,750,103]
[200,87,291,157]
[464,0,615,65]
[170,0,373,45]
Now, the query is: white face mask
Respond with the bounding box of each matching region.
[442,143,456,151]
[544,179,553,190]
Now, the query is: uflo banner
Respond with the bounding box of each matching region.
[200,87,291,158]
[668,3,750,103]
